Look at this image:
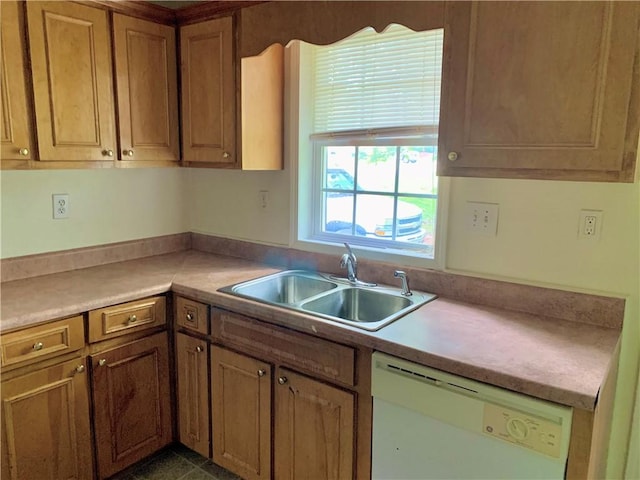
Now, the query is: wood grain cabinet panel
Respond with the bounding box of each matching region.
[0,315,84,370]
[1,357,92,480]
[0,1,35,164]
[88,296,166,343]
[176,333,210,458]
[113,14,179,163]
[26,1,116,162]
[274,367,355,480]
[176,296,209,335]
[211,345,271,480]
[180,17,236,165]
[438,1,640,181]
[91,332,172,479]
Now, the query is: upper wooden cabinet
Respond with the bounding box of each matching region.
[438,1,640,182]
[113,14,179,163]
[26,1,117,163]
[180,16,283,169]
[0,1,35,165]
[180,16,236,166]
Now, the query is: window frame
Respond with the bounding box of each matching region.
[286,34,449,270]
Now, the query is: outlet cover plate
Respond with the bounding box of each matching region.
[466,201,499,236]
[52,194,69,219]
[579,209,602,240]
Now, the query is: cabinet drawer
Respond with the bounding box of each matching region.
[0,315,85,369]
[88,296,166,343]
[211,308,355,386]
[176,296,208,335]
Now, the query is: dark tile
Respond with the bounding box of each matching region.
[172,444,209,467]
[180,468,217,480]
[199,461,242,480]
[133,451,195,480]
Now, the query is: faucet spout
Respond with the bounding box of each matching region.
[340,243,358,283]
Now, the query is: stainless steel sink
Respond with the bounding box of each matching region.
[220,270,436,331]
[227,271,338,304]
[300,288,413,323]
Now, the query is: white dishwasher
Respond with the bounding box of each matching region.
[371,352,573,480]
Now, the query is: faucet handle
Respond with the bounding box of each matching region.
[343,242,355,258]
[394,270,412,296]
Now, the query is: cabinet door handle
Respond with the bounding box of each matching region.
[18,148,29,156]
[123,149,134,157]
[127,314,137,324]
[258,369,266,377]
[196,346,204,353]
[76,365,85,373]
[98,358,107,366]
[102,149,114,157]
[33,342,44,351]
[186,312,194,322]
[447,151,459,162]
[278,376,287,385]
[222,151,230,158]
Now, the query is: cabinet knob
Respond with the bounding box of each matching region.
[33,342,44,351]
[278,376,287,385]
[98,358,107,366]
[102,149,114,157]
[196,346,204,353]
[76,365,85,373]
[123,149,134,157]
[127,314,137,324]
[18,148,29,156]
[222,152,230,159]
[447,151,459,162]
[186,312,194,322]
[258,369,266,377]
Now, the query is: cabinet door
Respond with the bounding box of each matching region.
[0,1,35,163]
[113,14,179,163]
[1,358,92,480]
[91,332,172,480]
[176,333,209,458]
[26,1,116,162]
[274,368,355,480]
[211,346,271,480]
[180,17,236,165]
[438,2,639,182]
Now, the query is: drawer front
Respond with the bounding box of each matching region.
[176,296,208,335]
[1,315,85,369]
[211,308,355,386]
[88,296,166,343]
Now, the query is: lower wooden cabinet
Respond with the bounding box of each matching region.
[211,344,357,480]
[176,333,210,458]
[274,368,355,480]
[0,357,92,480]
[90,332,172,479]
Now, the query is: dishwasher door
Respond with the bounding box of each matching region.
[371,352,573,480]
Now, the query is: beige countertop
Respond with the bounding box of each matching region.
[1,250,620,411]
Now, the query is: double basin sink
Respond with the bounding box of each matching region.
[220,270,437,331]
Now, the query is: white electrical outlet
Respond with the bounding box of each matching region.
[466,201,499,236]
[52,194,69,219]
[579,210,602,240]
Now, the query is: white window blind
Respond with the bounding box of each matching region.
[313,25,444,135]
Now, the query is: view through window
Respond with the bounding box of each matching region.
[301,24,444,259]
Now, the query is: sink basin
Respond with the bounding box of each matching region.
[222,270,337,305]
[301,288,412,323]
[220,270,436,331]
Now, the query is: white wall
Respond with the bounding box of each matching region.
[0,168,187,258]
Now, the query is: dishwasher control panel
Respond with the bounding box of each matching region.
[483,404,563,458]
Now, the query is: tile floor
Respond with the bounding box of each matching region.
[110,444,241,480]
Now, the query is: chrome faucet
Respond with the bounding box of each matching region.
[394,270,413,296]
[340,243,358,283]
